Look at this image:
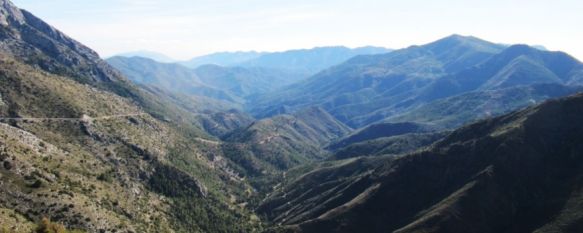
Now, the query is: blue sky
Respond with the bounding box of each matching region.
[12,0,583,60]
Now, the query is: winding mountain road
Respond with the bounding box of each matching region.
[0,113,147,122]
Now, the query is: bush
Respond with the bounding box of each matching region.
[36,217,66,233]
[35,217,84,233]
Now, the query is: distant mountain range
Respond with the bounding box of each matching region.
[234,46,392,75]
[113,50,177,63]
[179,46,391,72]
[108,45,393,106]
[115,46,392,81]
[179,51,265,68]
[107,56,242,104]
[250,35,583,129]
[107,56,306,105]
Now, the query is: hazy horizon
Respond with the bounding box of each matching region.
[12,0,583,61]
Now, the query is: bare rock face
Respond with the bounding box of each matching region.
[0,93,5,106]
[0,0,128,86]
[0,0,25,26]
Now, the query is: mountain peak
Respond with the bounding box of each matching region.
[0,0,24,26]
[428,34,498,48]
[503,44,538,54]
[435,34,479,43]
[0,0,129,88]
[444,33,472,40]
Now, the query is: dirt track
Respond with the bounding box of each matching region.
[0,113,147,122]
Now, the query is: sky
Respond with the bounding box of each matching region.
[11,0,583,61]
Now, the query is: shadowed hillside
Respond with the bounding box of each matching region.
[259,93,583,233]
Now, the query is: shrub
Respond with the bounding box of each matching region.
[35,217,84,233]
[36,217,66,233]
